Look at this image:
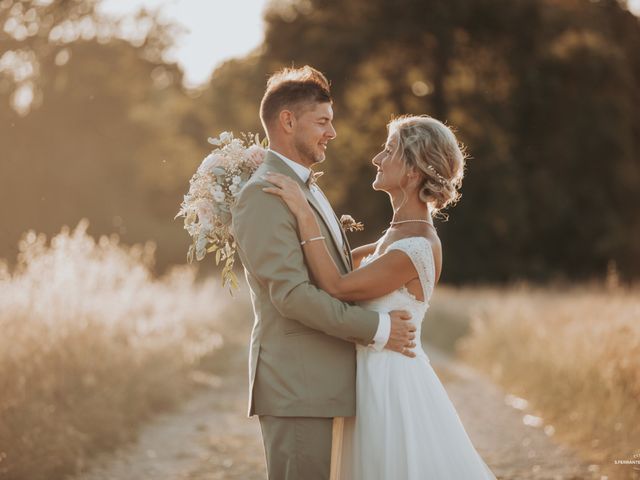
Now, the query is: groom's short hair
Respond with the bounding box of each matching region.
[260,66,332,130]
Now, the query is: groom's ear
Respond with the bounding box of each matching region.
[279,109,296,133]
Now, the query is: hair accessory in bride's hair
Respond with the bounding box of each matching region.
[425,164,448,185]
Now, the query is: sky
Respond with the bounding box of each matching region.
[98,0,271,88]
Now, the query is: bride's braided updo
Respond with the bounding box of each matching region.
[389,115,467,215]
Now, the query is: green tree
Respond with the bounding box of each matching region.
[256,0,640,282]
[0,0,211,271]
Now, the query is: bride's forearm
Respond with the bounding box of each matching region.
[296,210,417,303]
[297,211,344,294]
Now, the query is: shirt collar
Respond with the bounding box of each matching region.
[268,149,312,183]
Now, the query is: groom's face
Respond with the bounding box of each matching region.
[292,101,336,166]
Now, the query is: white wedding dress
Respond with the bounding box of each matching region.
[338,236,497,480]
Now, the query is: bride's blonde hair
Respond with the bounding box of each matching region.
[388,115,467,218]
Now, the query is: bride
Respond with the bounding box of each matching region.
[263,114,497,479]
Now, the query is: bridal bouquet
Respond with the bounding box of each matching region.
[175,131,266,292]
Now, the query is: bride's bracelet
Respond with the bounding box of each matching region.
[300,235,325,246]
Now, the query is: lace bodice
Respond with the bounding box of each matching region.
[357,236,436,356]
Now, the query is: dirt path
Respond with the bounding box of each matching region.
[71,343,603,480]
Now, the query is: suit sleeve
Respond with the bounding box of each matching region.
[231,180,379,344]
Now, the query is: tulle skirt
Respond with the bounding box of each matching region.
[337,347,497,480]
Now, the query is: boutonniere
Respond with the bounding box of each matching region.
[340,214,365,232]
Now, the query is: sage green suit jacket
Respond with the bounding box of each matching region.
[231,152,379,418]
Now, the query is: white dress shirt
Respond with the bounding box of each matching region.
[268,149,391,350]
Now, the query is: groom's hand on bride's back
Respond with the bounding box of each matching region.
[386,311,417,358]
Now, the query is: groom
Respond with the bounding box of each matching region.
[231,66,416,480]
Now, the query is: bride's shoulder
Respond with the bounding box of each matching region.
[386,232,441,268]
[386,235,434,253]
[384,228,439,251]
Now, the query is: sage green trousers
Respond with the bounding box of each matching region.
[258,415,333,480]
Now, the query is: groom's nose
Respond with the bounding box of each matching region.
[326,122,337,140]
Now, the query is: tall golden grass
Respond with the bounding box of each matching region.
[430,284,640,479]
[0,220,243,480]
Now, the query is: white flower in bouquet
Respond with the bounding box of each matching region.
[198,153,223,173]
[175,131,266,292]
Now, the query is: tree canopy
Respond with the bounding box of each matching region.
[1,0,639,282]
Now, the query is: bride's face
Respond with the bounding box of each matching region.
[372,132,407,192]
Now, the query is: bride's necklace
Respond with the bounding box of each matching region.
[389,219,433,227]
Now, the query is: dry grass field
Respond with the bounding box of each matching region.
[2,221,638,479]
[0,221,242,480]
[429,284,640,479]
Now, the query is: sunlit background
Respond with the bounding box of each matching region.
[98,0,270,88]
[1,1,639,479]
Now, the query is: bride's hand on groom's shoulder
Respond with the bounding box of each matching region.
[261,172,310,219]
[386,310,417,358]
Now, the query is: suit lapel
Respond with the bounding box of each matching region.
[317,190,354,272]
[263,153,351,272]
[303,190,351,272]
[339,222,354,271]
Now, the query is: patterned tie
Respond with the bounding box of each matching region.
[306,170,324,189]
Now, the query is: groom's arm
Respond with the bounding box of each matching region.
[232,180,381,345]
